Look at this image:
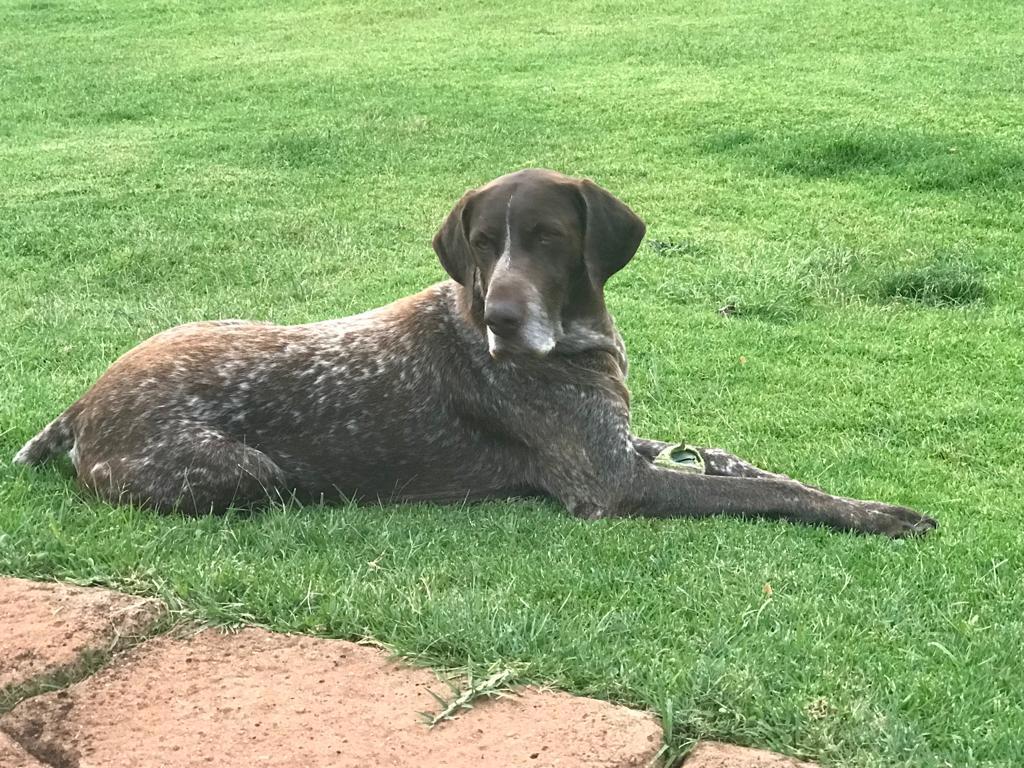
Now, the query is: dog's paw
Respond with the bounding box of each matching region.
[567,500,612,520]
[860,502,937,538]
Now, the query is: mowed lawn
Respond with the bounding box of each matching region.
[2,0,1023,765]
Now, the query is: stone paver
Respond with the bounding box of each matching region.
[0,731,47,768]
[2,626,663,768]
[0,577,164,693]
[684,741,819,768]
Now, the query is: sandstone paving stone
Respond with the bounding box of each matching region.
[684,741,820,768]
[0,577,164,693]
[2,626,664,768]
[0,730,49,768]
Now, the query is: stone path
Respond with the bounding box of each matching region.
[0,577,819,767]
[0,578,163,693]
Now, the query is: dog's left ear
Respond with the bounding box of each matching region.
[577,178,646,285]
[432,189,477,286]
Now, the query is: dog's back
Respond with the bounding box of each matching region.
[15,283,538,510]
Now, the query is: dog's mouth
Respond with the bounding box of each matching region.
[486,327,558,361]
[481,280,563,361]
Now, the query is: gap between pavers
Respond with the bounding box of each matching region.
[0,576,165,701]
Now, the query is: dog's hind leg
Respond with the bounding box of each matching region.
[79,424,288,514]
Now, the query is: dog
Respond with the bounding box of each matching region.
[14,169,936,537]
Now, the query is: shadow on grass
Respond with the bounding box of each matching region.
[699,127,1024,191]
[635,229,990,316]
[263,129,353,169]
[880,260,988,307]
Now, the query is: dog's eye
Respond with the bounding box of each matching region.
[533,228,565,246]
[470,234,495,251]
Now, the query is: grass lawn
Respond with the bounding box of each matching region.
[2,0,1023,765]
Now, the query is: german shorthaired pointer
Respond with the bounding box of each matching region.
[15,169,936,537]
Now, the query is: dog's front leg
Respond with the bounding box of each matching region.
[547,434,936,537]
[622,465,935,537]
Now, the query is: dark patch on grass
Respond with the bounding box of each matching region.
[700,127,1024,190]
[264,130,348,169]
[910,151,1024,192]
[7,233,52,263]
[697,129,758,154]
[97,107,151,124]
[715,298,802,323]
[712,130,938,179]
[774,135,918,178]
[880,262,988,307]
[647,237,703,257]
[16,0,58,10]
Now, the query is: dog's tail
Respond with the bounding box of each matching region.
[13,409,76,467]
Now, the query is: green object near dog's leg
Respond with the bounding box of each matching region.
[653,444,705,474]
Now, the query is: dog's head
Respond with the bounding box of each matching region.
[432,169,645,360]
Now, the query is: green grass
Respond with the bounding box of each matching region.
[2,0,1023,765]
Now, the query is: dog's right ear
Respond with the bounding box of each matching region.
[577,178,646,286]
[432,189,477,285]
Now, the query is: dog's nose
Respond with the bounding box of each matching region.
[484,300,524,338]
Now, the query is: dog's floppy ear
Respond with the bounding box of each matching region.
[578,178,646,285]
[432,189,477,285]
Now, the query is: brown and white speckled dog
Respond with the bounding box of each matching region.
[14,169,936,536]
